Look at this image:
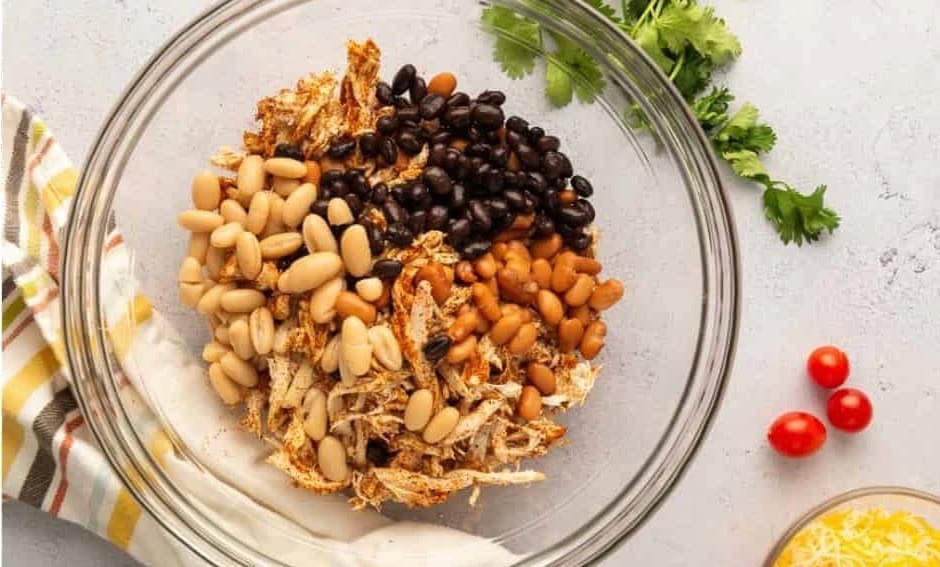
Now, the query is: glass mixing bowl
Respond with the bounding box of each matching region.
[60,0,739,564]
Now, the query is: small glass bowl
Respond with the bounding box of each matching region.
[61,0,739,564]
[764,486,940,566]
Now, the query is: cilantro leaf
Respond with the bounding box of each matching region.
[671,48,713,99]
[713,103,777,154]
[584,0,621,22]
[482,6,542,79]
[692,86,733,130]
[546,34,607,105]
[545,60,574,106]
[763,184,840,245]
[721,149,770,184]
[656,2,742,64]
[633,23,676,73]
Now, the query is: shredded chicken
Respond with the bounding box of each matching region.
[216,39,606,510]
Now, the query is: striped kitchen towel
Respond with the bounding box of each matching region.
[2,95,188,565]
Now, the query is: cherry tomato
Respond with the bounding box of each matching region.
[807,345,850,389]
[767,411,827,458]
[827,388,873,433]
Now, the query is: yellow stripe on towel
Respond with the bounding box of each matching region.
[106,487,142,550]
[108,295,153,360]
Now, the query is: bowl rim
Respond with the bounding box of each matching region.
[762,485,940,566]
[60,0,740,565]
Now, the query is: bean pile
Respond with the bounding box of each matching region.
[174,45,626,507]
[298,64,600,259]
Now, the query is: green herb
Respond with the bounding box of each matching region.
[481,0,840,246]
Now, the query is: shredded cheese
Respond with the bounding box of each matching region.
[773,507,940,566]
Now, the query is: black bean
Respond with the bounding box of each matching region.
[423,334,452,362]
[372,259,402,280]
[453,155,471,180]
[516,144,541,170]
[571,175,594,197]
[344,194,364,216]
[490,146,509,167]
[394,96,410,109]
[467,126,483,142]
[576,198,596,223]
[487,197,511,219]
[376,115,399,135]
[416,194,433,211]
[345,170,369,196]
[503,170,520,187]
[446,92,470,108]
[397,106,420,124]
[552,177,568,190]
[329,179,349,197]
[533,214,555,237]
[485,129,501,144]
[419,94,446,120]
[427,205,449,231]
[447,217,472,242]
[506,129,524,149]
[443,106,471,129]
[535,135,560,153]
[527,126,545,142]
[273,143,304,161]
[320,169,344,188]
[383,200,408,225]
[461,239,492,260]
[450,184,467,210]
[493,211,515,231]
[469,200,493,232]
[471,104,504,130]
[483,167,504,194]
[466,143,491,159]
[503,189,526,211]
[366,439,391,466]
[407,182,429,203]
[559,152,574,177]
[376,82,395,106]
[423,166,453,195]
[541,151,566,180]
[380,137,398,164]
[364,223,386,255]
[559,203,591,226]
[521,191,539,213]
[429,143,448,167]
[420,119,440,137]
[359,133,380,157]
[506,116,529,133]
[567,230,593,251]
[543,189,562,213]
[430,131,452,146]
[327,136,356,158]
[470,157,486,175]
[311,200,330,218]
[476,90,506,106]
[409,76,427,104]
[408,210,428,234]
[397,130,423,154]
[391,64,416,95]
[385,223,415,247]
[371,183,389,205]
[391,185,407,203]
[319,185,335,201]
[442,148,460,173]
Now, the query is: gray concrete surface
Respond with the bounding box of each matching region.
[4,0,940,565]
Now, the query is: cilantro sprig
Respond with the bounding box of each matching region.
[481,0,840,246]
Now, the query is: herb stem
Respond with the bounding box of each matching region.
[668,50,686,80]
[631,0,659,34]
